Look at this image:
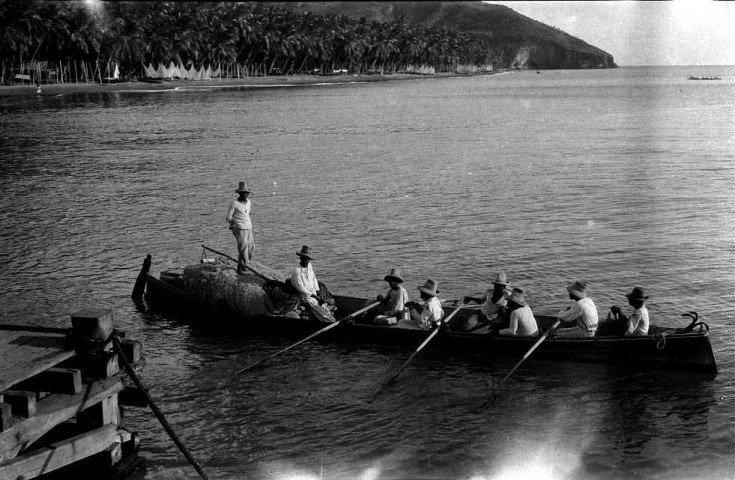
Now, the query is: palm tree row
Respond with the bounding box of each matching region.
[1,1,502,83]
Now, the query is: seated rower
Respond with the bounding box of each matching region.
[609,286,650,336]
[405,278,444,330]
[290,245,335,317]
[373,268,409,326]
[462,272,511,330]
[555,280,599,337]
[497,287,539,337]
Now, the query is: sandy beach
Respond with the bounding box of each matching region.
[0,70,510,99]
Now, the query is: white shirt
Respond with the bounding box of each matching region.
[481,290,509,319]
[226,198,252,229]
[559,297,598,332]
[500,306,539,336]
[625,306,649,336]
[411,297,444,328]
[290,263,319,298]
[383,286,409,317]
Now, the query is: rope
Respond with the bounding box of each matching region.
[655,332,667,350]
[112,334,211,480]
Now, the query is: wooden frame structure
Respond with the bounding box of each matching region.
[0,309,144,478]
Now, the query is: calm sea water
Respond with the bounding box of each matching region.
[1,65,734,480]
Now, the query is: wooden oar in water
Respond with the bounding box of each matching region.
[477,319,561,411]
[231,301,380,377]
[372,302,468,397]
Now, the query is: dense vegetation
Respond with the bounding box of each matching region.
[0,1,509,83]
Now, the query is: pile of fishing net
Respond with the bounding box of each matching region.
[181,261,302,319]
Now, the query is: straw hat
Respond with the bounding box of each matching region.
[296,245,314,260]
[493,272,508,286]
[566,280,588,298]
[507,287,527,307]
[625,286,649,300]
[417,278,439,297]
[235,181,252,194]
[384,268,404,283]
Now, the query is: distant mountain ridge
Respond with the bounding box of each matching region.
[272,1,617,69]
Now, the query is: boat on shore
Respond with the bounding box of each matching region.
[688,75,721,80]
[135,254,718,374]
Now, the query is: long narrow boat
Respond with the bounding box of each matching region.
[135,255,718,374]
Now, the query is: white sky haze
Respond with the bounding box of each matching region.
[486,1,735,66]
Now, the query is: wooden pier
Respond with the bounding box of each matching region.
[0,309,144,479]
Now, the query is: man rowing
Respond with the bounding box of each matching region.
[373,268,410,325]
[461,271,511,331]
[497,287,539,336]
[555,280,599,337]
[405,278,444,330]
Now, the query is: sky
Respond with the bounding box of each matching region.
[486,0,735,66]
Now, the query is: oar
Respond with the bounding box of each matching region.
[374,302,468,395]
[477,319,561,411]
[200,244,272,281]
[231,301,380,377]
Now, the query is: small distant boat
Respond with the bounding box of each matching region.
[137,77,164,84]
[688,75,721,81]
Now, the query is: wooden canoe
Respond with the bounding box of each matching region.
[136,257,718,375]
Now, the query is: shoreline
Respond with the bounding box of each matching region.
[0,70,511,98]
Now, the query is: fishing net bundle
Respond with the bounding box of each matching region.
[182,262,295,319]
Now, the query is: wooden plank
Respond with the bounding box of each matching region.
[14,368,82,395]
[0,331,66,357]
[0,376,124,462]
[0,423,124,479]
[0,335,74,392]
[1,391,36,418]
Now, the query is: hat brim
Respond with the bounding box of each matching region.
[235,189,252,194]
[625,293,648,300]
[385,275,403,283]
[296,252,313,259]
[493,281,508,286]
[417,286,438,296]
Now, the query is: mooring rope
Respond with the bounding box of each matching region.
[112,334,211,480]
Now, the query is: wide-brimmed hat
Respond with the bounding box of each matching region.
[567,280,588,298]
[384,268,404,283]
[296,245,314,260]
[235,181,252,194]
[493,272,508,286]
[507,287,527,307]
[417,278,439,297]
[625,286,649,301]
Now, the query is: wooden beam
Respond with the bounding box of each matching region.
[1,391,36,418]
[119,339,143,363]
[70,309,113,347]
[14,368,82,395]
[0,403,10,432]
[0,376,124,463]
[0,424,126,479]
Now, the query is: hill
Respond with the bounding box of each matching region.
[272,1,617,69]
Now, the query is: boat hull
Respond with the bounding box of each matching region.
[142,266,718,374]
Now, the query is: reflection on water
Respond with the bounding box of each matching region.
[1,66,734,479]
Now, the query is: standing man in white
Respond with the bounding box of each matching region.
[225,181,254,275]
